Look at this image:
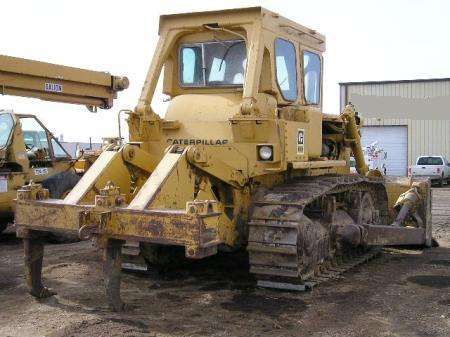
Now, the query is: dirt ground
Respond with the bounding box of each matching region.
[1,188,449,337]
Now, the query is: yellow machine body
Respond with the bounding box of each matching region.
[14,8,432,310]
[16,6,432,253]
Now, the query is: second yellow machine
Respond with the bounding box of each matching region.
[15,7,432,311]
[0,54,128,234]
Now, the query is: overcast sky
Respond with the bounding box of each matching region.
[2,0,449,142]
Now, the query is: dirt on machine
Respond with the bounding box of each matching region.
[14,7,432,311]
[0,54,128,233]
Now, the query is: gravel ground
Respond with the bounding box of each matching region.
[0,188,449,337]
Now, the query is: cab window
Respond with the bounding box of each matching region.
[303,51,321,104]
[51,138,70,158]
[20,117,50,153]
[180,40,247,87]
[417,156,443,165]
[275,38,298,101]
[0,113,14,149]
[181,46,203,85]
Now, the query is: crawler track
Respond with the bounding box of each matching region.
[247,175,388,290]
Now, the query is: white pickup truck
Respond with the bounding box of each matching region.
[409,155,450,186]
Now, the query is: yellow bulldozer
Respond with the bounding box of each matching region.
[0,54,128,233]
[15,7,432,311]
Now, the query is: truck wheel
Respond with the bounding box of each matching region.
[42,171,81,243]
[440,175,445,187]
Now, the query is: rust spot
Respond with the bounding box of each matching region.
[142,221,164,237]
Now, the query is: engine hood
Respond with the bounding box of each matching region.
[165,93,241,122]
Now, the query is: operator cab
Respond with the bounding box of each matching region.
[152,7,325,119]
[0,111,70,171]
[131,7,328,161]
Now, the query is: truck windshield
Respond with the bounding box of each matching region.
[0,113,15,149]
[417,157,443,165]
[180,40,246,87]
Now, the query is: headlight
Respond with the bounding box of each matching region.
[258,145,273,161]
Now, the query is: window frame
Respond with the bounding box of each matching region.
[50,138,71,159]
[48,133,71,161]
[179,43,204,87]
[0,112,16,150]
[19,115,71,161]
[178,39,247,88]
[19,117,51,153]
[274,37,299,102]
[301,49,323,106]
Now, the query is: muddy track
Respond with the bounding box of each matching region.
[248,175,387,290]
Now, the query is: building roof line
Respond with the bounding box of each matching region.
[339,77,450,86]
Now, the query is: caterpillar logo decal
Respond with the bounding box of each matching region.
[167,139,229,146]
[297,129,305,155]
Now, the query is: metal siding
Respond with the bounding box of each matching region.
[340,85,346,112]
[343,79,450,167]
[407,120,450,166]
[345,79,450,100]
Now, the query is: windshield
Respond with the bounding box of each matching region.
[0,113,15,149]
[417,156,443,165]
[180,40,246,87]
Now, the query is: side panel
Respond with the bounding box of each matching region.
[284,121,309,162]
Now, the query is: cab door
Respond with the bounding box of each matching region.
[19,115,71,181]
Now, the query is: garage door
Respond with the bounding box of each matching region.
[361,126,408,176]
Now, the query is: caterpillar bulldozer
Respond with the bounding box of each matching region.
[0,54,128,233]
[15,7,432,311]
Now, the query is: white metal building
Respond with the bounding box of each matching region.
[60,141,102,158]
[340,78,450,175]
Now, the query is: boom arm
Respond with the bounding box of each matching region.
[0,55,129,110]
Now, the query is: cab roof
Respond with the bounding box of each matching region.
[159,7,325,52]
